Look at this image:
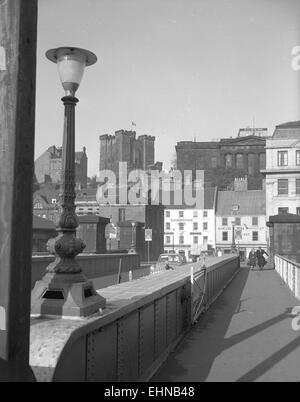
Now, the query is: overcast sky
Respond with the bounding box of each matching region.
[35,0,300,176]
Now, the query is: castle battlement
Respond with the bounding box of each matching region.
[138,135,155,141]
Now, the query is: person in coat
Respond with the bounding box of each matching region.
[256,247,269,270]
[248,248,257,270]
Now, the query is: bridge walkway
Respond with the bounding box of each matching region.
[152,264,300,382]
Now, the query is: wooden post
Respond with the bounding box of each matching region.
[0,0,37,381]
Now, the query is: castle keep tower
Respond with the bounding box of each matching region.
[99,130,157,176]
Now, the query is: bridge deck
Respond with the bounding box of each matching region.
[152,265,300,382]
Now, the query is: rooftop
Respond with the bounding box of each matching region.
[216,190,266,216]
[32,215,56,231]
[165,187,217,210]
[273,121,300,140]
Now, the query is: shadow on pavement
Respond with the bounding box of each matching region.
[151,266,251,382]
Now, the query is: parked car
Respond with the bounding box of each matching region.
[151,253,187,271]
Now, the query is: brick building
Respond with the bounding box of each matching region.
[176,128,268,188]
[35,145,88,188]
[33,185,100,223]
[99,130,161,178]
[33,186,61,223]
[32,215,57,253]
[98,203,164,261]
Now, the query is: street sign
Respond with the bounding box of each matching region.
[105,223,120,239]
[145,228,152,242]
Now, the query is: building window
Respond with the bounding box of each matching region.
[193,222,198,231]
[252,231,258,241]
[278,179,288,195]
[166,236,171,244]
[278,207,289,215]
[222,217,228,226]
[51,198,57,204]
[179,222,184,231]
[222,231,228,241]
[193,210,198,217]
[259,153,266,170]
[203,210,208,218]
[193,236,198,244]
[236,154,244,169]
[225,154,232,168]
[278,151,288,166]
[211,156,217,168]
[118,208,125,222]
[296,179,300,194]
[166,211,170,218]
[296,150,300,166]
[252,216,258,226]
[248,153,255,175]
[179,210,184,218]
[179,236,184,244]
[203,222,208,231]
[235,217,241,226]
[166,222,171,231]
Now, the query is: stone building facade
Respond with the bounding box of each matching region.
[176,129,268,188]
[215,189,267,260]
[164,187,217,260]
[262,121,300,219]
[99,130,160,178]
[35,145,88,188]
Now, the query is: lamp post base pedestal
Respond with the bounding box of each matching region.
[31,272,106,318]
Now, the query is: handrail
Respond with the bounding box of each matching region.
[275,254,300,269]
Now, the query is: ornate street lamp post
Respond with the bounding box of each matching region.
[128,221,137,253]
[31,47,106,317]
[231,220,236,249]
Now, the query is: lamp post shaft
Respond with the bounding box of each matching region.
[45,96,85,274]
[59,96,79,232]
[131,224,136,252]
[232,223,236,249]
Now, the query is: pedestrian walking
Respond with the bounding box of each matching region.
[256,247,268,270]
[248,248,257,270]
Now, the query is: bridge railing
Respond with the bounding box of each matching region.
[191,257,240,322]
[29,256,239,382]
[31,253,140,289]
[274,254,300,299]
